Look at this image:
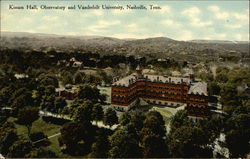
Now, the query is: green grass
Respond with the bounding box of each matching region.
[7,117,70,158]
[153,107,173,117]
[152,107,173,126]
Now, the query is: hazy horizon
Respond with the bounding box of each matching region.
[2,31,249,42]
[1,1,249,41]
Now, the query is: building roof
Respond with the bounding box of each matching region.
[112,73,191,87]
[142,69,156,74]
[14,74,28,79]
[183,68,194,77]
[188,82,208,96]
[146,74,191,84]
[112,73,137,87]
[112,72,208,96]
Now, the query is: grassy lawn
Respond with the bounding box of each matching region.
[7,117,69,158]
[153,107,173,117]
[151,107,173,126]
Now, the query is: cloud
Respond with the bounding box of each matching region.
[65,32,78,36]
[92,10,103,16]
[86,20,121,33]
[123,23,148,33]
[98,20,121,27]
[111,32,164,39]
[20,17,33,24]
[208,5,229,19]
[208,5,220,12]
[217,33,227,39]
[112,9,132,15]
[42,15,58,21]
[182,7,201,17]
[232,13,248,21]
[176,30,193,41]
[161,19,181,27]
[181,7,212,27]
[234,34,243,41]
[190,18,212,27]
[161,19,174,25]
[0,13,13,20]
[225,24,242,28]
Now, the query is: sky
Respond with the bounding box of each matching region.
[1,0,249,41]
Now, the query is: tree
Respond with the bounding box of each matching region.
[138,111,169,158]
[30,132,50,147]
[25,147,57,158]
[11,95,31,115]
[0,109,8,124]
[220,83,240,114]
[141,111,166,138]
[92,104,104,124]
[208,82,221,96]
[69,100,94,124]
[129,111,145,132]
[224,113,250,157]
[0,85,16,108]
[96,70,112,84]
[16,107,39,137]
[109,127,142,158]
[7,138,33,158]
[8,88,33,107]
[74,71,85,84]
[196,115,223,145]
[169,110,191,133]
[119,112,131,126]
[141,133,169,158]
[38,74,59,88]
[40,95,55,112]
[61,71,73,86]
[215,73,228,83]
[103,108,118,127]
[58,122,95,156]
[53,97,67,114]
[43,85,56,96]
[77,84,105,103]
[89,134,109,158]
[168,126,212,158]
[0,122,18,155]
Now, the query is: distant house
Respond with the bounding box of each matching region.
[142,69,156,74]
[171,71,181,77]
[14,74,28,79]
[56,85,78,100]
[199,68,209,74]
[72,61,83,68]
[70,57,76,62]
[103,67,113,76]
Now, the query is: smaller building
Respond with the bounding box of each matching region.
[72,61,83,68]
[56,85,78,100]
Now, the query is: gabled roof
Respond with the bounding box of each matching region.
[188,82,207,96]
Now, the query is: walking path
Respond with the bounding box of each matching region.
[33,132,61,144]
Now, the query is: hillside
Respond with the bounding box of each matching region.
[1,31,249,61]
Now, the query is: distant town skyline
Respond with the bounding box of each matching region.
[1,1,249,41]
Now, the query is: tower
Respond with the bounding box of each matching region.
[136,65,142,75]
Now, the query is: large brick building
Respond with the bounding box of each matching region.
[111,67,210,118]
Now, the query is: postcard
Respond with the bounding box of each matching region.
[0,0,249,158]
